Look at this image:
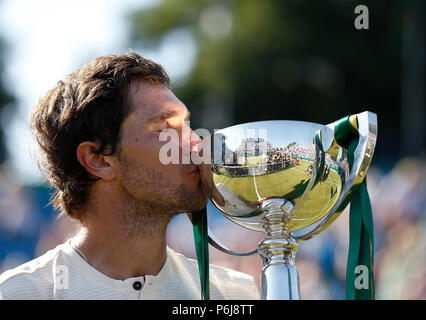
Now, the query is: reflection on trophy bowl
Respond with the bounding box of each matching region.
[206,111,377,299]
[211,119,348,232]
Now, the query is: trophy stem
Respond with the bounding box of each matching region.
[258,198,301,300]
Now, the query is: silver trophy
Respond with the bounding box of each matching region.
[200,111,377,300]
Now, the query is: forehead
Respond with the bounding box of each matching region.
[127,80,188,121]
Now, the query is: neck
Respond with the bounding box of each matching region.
[72,226,168,280]
[71,188,172,280]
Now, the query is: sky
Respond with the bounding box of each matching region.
[0,0,196,184]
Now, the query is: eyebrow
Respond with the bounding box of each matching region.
[146,109,190,124]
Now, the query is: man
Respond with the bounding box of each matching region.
[0,52,260,300]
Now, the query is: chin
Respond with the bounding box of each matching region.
[173,198,206,216]
[195,196,208,211]
[187,185,208,211]
[190,190,208,211]
[170,180,207,214]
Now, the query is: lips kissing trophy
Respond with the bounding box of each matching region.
[191,111,377,300]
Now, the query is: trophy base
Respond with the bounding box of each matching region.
[261,263,300,300]
[258,198,301,300]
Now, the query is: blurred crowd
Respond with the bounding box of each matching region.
[0,156,425,299]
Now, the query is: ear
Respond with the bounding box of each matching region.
[76,141,116,181]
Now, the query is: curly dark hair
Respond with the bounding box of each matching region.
[30,52,170,220]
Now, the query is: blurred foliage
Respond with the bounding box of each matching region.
[129,0,425,166]
[0,36,15,164]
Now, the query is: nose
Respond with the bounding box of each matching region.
[183,121,202,153]
[190,128,202,153]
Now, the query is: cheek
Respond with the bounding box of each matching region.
[121,134,183,178]
[124,133,162,162]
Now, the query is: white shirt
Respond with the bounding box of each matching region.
[0,239,260,300]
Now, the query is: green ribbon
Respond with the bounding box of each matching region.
[334,116,375,300]
[192,208,210,300]
[347,180,375,299]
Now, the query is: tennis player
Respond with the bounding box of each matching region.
[0,52,260,300]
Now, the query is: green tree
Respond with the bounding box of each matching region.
[129,0,425,164]
[0,37,15,164]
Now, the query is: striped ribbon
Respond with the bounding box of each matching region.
[192,208,210,300]
[334,115,375,300]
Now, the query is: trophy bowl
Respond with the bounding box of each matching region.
[201,111,377,299]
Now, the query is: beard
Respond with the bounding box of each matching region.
[115,156,207,237]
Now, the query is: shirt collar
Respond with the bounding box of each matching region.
[62,238,170,289]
